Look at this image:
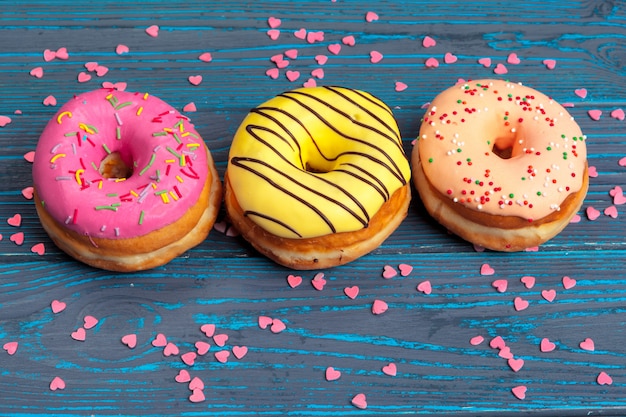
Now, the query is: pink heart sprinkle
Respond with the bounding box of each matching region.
[85,61,99,71]
[287,274,303,288]
[343,286,359,299]
[22,187,34,200]
[265,68,279,79]
[327,44,341,55]
[425,57,439,68]
[95,66,108,77]
[116,44,130,55]
[422,36,436,48]
[574,88,587,98]
[302,78,317,88]
[189,376,204,390]
[3,341,18,355]
[470,335,484,346]
[562,276,577,290]
[195,341,211,355]
[612,190,626,205]
[51,300,66,314]
[579,338,595,351]
[325,367,341,381]
[83,315,98,329]
[214,350,230,363]
[197,52,213,63]
[121,334,137,349]
[493,63,508,75]
[7,214,21,227]
[619,156,626,167]
[417,281,432,295]
[286,70,300,82]
[267,29,280,40]
[511,385,527,400]
[55,47,69,60]
[543,59,556,70]
[480,263,495,276]
[311,272,326,290]
[507,53,521,64]
[351,393,367,409]
[604,205,618,218]
[188,75,203,86]
[175,369,191,383]
[152,333,167,347]
[71,327,86,342]
[498,346,514,359]
[514,297,529,311]
[540,338,556,352]
[597,371,613,385]
[394,81,408,92]
[181,351,197,366]
[9,232,24,246]
[233,346,248,359]
[478,57,492,67]
[372,299,388,315]
[315,55,328,65]
[588,166,598,177]
[508,358,524,372]
[489,336,506,349]
[183,102,197,112]
[102,81,126,91]
[444,52,458,64]
[258,316,273,329]
[200,324,215,338]
[382,362,397,376]
[189,388,205,403]
[492,279,508,293]
[342,35,356,46]
[23,151,35,162]
[0,115,11,127]
[306,31,324,44]
[270,318,286,333]
[267,16,281,28]
[586,206,601,220]
[382,265,397,279]
[398,263,413,276]
[294,28,306,40]
[43,95,57,106]
[163,342,179,356]
[365,11,379,22]
[50,376,66,391]
[30,67,44,78]
[370,50,383,63]
[521,276,535,290]
[145,25,159,37]
[43,49,56,62]
[588,109,602,121]
[213,334,228,347]
[284,49,298,59]
[541,289,557,302]
[570,214,582,224]
[610,108,625,120]
[311,68,324,79]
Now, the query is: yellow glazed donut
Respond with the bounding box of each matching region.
[225,86,412,269]
[412,79,588,251]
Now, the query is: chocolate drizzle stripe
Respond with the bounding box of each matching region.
[250,107,305,168]
[232,156,371,233]
[340,162,390,200]
[279,91,407,185]
[244,211,303,238]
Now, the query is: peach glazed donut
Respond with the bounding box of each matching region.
[32,89,222,272]
[224,86,412,270]
[412,79,588,251]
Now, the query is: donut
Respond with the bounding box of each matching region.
[224,86,412,269]
[412,79,588,251]
[32,89,222,271]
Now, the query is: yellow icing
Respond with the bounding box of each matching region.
[227,86,411,238]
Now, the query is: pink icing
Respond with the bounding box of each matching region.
[418,79,587,221]
[32,89,208,239]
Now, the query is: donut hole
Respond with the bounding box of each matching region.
[99,152,133,179]
[492,134,523,160]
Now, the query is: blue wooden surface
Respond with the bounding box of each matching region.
[1,0,625,416]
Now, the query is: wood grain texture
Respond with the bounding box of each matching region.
[0,0,625,415]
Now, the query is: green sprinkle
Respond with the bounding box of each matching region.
[139,153,156,176]
[83,123,99,133]
[547,146,552,151]
[102,143,112,154]
[95,205,118,211]
[116,126,121,140]
[457,99,463,104]
[64,131,77,137]
[509,193,514,198]
[173,133,182,144]
[154,190,167,195]
[152,131,168,137]
[91,161,98,171]
[428,158,433,163]
[138,210,145,225]
[537,191,542,196]
[107,96,119,107]
[114,101,133,110]
[106,193,118,197]
[457,148,462,153]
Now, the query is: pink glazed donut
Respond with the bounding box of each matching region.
[32,89,222,271]
[412,79,588,251]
